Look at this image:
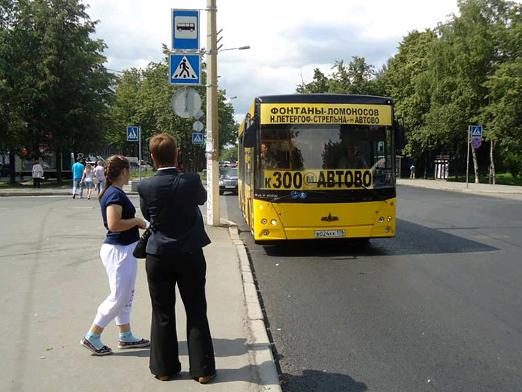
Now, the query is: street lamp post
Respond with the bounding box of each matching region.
[206,0,220,226]
[205,0,249,226]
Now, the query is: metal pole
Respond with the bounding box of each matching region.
[465,126,470,188]
[206,0,220,226]
[138,126,142,181]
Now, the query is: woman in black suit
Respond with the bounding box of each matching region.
[137,133,216,383]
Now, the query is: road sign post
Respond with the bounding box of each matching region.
[466,125,483,188]
[127,126,142,181]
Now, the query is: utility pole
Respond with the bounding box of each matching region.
[206,0,220,226]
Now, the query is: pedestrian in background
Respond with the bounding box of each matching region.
[94,160,105,194]
[31,159,44,188]
[81,155,150,356]
[138,133,216,383]
[410,163,416,179]
[81,164,95,200]
[72,157,85,199]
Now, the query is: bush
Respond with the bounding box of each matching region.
[503,153,522,178]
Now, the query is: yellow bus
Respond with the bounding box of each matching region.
[237,94,397,243]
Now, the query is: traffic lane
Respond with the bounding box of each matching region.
[223,188,522,391]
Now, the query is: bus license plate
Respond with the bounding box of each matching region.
[314,229,346,238]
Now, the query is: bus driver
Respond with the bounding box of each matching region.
[338,144,368,169]
[260,143,277,169]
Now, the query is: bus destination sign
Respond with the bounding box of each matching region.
[260,104,392,126]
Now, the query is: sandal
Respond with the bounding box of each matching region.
[118,338,150,349]
[80,338,113,356]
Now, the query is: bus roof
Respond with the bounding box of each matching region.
[256,94,393,105]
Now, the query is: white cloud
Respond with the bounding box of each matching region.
[86,0,460,120]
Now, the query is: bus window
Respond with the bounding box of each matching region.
[257,124,393,188]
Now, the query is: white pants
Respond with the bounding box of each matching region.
[93,242,138,328]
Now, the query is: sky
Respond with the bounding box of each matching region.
[86,0,461,122]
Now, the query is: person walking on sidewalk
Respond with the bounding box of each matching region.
[72,158,85,199]
[410,163,416,179]
[81,163,95,200]
[81,155,150,356]
[31,159,44,188]
[94,160,105,194]
[138,133,216,383]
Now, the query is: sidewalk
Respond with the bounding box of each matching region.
[0,194,280,391]
[398,178,522,200]
[0,184,136,197]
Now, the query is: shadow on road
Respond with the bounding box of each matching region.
[258,219,498,257]
[281,369,367,392]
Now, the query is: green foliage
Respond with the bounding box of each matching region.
[0,0,113,157]
[220,145,238,162]
[297,56,384,95]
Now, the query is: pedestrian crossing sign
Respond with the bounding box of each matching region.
[170,54,201,85]
[127,126,140,142]
[192,132,204,145]
[470,125,483,137]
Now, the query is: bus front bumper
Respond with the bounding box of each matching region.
[254,223,395,242]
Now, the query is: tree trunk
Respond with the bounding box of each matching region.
[8,151,16,184]
[489,140,496,185]
[56,150,63,185]
[471,145,480,183]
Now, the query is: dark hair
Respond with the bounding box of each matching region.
[98,155,129,200]
[149,133,178,168]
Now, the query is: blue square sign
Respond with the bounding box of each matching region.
[172,9,200,50]
[192,132,204,145]
[169,54,201,85]
[127,126,140,142]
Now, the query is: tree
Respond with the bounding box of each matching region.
[297,56,383,95]
[0,0,113,183]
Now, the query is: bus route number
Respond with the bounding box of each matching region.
[263,170,373,190]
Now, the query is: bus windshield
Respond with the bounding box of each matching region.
[257,124,394,189]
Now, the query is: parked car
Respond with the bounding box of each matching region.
[219,167,238,195]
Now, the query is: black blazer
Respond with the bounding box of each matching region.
[138,168,211,255]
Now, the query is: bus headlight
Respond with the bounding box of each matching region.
[387,216,393,222]
[271,219,277,226]
[384,226,391,233]
[262,230,270,236]
[261,218,267,225]
[378,216,385,223]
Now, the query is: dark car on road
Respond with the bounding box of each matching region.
[219,167,238,195]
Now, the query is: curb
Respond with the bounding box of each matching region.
[0,192,70,197]
[228,225,282,392]
[398,182,522,200]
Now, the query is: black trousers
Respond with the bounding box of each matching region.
[33,178,41,188]
[145,249,215,378]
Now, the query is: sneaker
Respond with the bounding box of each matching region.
[72,194,76,199]
[80,338,113,356]
[118,338,150,349]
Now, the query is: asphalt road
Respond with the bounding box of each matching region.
[223,186,522,392]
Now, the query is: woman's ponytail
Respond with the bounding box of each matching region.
[98,155,129,200]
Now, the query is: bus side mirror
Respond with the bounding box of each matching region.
[394,121,405,151]
[243,115,258,148]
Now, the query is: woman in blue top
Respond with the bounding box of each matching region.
[81,155,150,355]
